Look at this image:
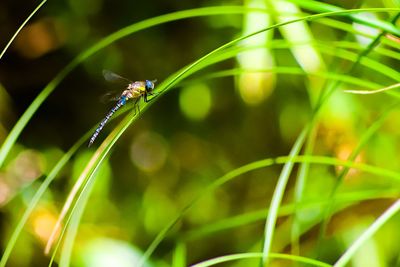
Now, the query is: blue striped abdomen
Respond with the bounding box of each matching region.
[88,98,126,147]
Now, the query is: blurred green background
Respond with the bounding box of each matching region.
[1,0,400,266]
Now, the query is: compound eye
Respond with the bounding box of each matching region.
[145,80,154,91]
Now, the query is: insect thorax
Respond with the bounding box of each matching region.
[125,82,145,99]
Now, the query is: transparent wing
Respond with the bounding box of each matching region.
[102,69,131,83]
[100,91,120,103]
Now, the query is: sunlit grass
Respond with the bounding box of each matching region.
[1,2,400,267]
[0,0,47,60]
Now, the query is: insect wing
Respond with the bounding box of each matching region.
[102,70,131,83]
[100,91,120,103]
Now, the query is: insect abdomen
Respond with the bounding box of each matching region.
[88,98,125,147]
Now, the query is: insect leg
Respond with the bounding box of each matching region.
[144,92,159,103]
[133,97,140,116]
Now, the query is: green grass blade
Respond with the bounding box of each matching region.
[334,199,400,267]
[0,0,47,60]
[172,242,186,267]
[261,8,400,259]
[0,140,83,267]
[190,252,331,267]
[183,188,400,241]
[0,99,135,266]
[46,149,111,265]
[0,5,265,168]
[316,105,399,255]
[1,6,399,170]
[140,9,400,265]
[315,11,400,252]
[287,0,400,36]
[59,166,98,267]
[140,154,400,265]
[190,66,381,90]
[262,128,308,264]
[345,83,400,94]
[44,140,112,254]
[37,7,400,265]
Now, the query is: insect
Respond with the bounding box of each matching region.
[88,70,157,147]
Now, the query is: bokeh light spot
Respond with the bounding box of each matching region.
[0,179,11,206]
[130,131,168,172]
[77,238,149,267]
[32,210,59,244]
[14,18,66,58]
[8,150,44,182]
[238,72,274,105]
[142,186,177,234]
[179,83,212,120]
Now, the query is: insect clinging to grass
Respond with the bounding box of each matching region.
[88,70,157,147]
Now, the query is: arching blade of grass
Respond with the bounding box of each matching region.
[0,115,129,267]
[189,39,400,94]
[99,8,400,266]
[0,5,269,168]
[58,164,98,267]
[262,126,310,264]
[0,140,81,267]
[290,9,400,258]
[261,10,399,262]
[190,252,332,267]
[1,7,400,170]
[190,66,381,90]
[44,126,120,254]
[314,13,400,256]
[345,82,400,94]
[334,199,400,267]
[47,163,103,267]
[261,51,341,262]
[45,103,157,264]
[172,241,186,267]
[93,9,400,267]
[41,7,400,265]
[0,0,47,60]
[184,188,400,241]
[288,0,400,35]
[136,155,400,267]
[317,103,399,250]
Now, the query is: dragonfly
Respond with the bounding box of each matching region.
[88,70,157,147]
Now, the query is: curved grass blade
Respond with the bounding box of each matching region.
[345,82,400,94]
[0,122,126,267]
[316,102,400,253]
[45,107,140,261]
[291,9,400,258]
[42,7,400,265]
[0,143,79,267]
[1,4,399,267]
[334,199,400,267]
[183,188,400,241]
[287,0,400,36]
[138,155,400,267]
[1,7,400,170]
[63,9,400,267]
[0,5,268,168]
[313,13,400,256]
[0,106,131,267]
[58,165,98,267]
[261,11,400,260]
[0,0,47,60]
[172,242,186,267]
[189,66,380,90]
[262,127,308,264]
[190,252,331,267]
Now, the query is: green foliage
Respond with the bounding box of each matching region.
[1,1,400,267]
